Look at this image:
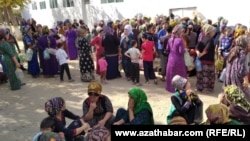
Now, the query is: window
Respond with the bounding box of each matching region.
[84,0,90,4]
[101,0,123,4]
[39,1,46,10]
[50,0,58,8]
[31,2,37,10]
[169,7,197,18]
[63,0,74,7]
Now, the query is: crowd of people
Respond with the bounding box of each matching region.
[1,13,250,140]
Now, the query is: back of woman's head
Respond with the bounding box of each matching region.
[44,97,65,117]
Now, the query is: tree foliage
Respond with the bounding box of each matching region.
[0,0,31,25]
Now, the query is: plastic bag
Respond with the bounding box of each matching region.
[25,48,33,62]
[219,68,226,82]
[139,59,143,70]
[15,68,24,81]
[215,56,224,71]
[184,50,195,71]
[195,57,202,72]
[43,49,50,60]
[47,48,57,55]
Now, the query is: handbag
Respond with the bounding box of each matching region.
[219,68,226,82]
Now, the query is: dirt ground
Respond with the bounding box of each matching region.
[0,42,223,141]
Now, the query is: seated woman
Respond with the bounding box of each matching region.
[113,87,154,125]
[203,103,243,125]
[44,97,90,141]
[167,75,203,125]
[82,82,115,130]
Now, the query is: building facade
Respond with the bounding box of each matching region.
[22,0,250,29]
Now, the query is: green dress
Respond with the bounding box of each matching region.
[0,41,21,90]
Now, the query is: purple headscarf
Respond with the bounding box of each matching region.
[45,97,64,117]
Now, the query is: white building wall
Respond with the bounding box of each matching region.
[23,0,250,29]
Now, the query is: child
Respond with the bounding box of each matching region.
[141,33,158,85]
[55,43,74,82]
[98,52,108,84]
[32,116,65,141]
[125,40,142,86]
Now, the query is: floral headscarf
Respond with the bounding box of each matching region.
[87,125,110,141]
[128,87,154,124]
[172,25,183,38]
[227,35,248,63]
[202,24,215,35]
[45,97,64,117]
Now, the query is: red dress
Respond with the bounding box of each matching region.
[90,36,104,75]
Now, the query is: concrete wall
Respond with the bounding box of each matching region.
[22,0,250,29]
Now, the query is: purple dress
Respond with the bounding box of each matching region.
[65,29,78,60]
[166,37,187,92]
[37,35,59,76]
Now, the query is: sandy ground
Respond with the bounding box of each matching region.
[0,42,223,141]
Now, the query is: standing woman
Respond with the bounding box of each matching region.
[165,25,187,93]
[102,21,121,80]
[37,26,58,77]
[196,24,216,94]
[90,26,105,75]
[76,27,95,82]
[0,28,22,90]
[23,26,40,78]
[65,23,78,60]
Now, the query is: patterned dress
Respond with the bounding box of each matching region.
[0,41,21,90]
[77,36,95,82]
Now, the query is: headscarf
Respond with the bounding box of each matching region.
[234,28,245,39]
[172,25,183,37]
[169,20,177,28]
[128,87,154,124]
[171,75,187,90]
[103,21,114,36]
[168,116,188,125]
[42,26,49,35]
[87,125,110,141]
[45,97,64,117]
[202,24,215,35]
[205,104,231,125]
[124,24,133,35]
[88,82,102,94]
[227,35,248,63]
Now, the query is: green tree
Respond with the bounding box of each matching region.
[0,0,31,25]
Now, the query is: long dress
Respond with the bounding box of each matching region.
[37,35,59,76]
[0,41,21,90]
[90,36,104,75]
[65,29,78,60]
[23,34,40,77]
[77,36,95,82]
[166,37,187,93]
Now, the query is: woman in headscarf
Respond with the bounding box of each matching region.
[113,87,154,125]
[203,104,243,125]
[37,25,59,77]
[167,75,203,125]
[90,26,105,75]
[195,24,216,94]
[45,97,90,141]
[165,25,187,93]
[82,82,115,130]
[219,35,250,124]
[23,26,40,78]
[119,24,134,81]
[65,22,78,60]
[0,28,22,90]
[102,20,121,80]
[76,27,95,82]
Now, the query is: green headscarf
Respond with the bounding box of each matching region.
[128,87,154,124]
